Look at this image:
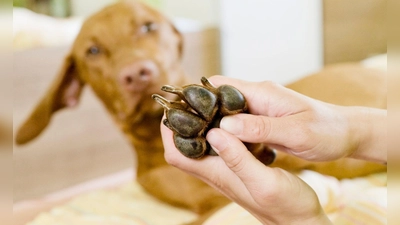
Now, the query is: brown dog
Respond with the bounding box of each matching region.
[15,1,230,220]
[15,0,386,223]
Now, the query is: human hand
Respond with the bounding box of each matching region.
[161,119,332,224]
[160,75,385,224]
[208,76,386,163]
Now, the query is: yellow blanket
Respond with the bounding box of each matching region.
[27,170,386,225]
[204,170,387,225]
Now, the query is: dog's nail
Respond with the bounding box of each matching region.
[161,85,181,93]
[163,119,172,129]
[151,94,159,100]
[200,77,215,88]
[161,85,173,91]
[152,94,170,109]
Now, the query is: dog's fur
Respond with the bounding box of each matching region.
[15,0,386,223]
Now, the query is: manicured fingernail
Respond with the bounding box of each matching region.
[220,116,243,135]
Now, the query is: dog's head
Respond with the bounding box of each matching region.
[16,0,185,144]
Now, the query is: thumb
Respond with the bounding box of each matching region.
[206,128,269,182]
[220,114,300,147]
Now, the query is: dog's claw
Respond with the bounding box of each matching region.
[161,85,178,92]
[153,94,190,112]
[161,85,182,94]
[200,76,215,88]
[152,94,171,110]
[161,85,186,100]
[163,119,173,130]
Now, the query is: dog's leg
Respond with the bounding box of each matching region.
[137,165,230,215]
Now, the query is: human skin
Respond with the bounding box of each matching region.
[212,76,387,164]
[161,75,386,224]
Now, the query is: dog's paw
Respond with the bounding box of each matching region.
[152,77,275,164]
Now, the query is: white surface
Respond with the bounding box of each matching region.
[219,0,323,84]
[70,0,117,17]
[172,18,205,33]
[69,0,220,27]
[162,0,220,27]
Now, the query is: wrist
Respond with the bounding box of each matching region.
[344,106,387,164]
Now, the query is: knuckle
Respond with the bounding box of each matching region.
[260,80,278,88]
[225,151,246,174]
[259,80,282,92]
[250,116,271,141]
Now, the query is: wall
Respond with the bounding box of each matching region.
[70,0,219,26]
[68,0,324,85]
[219,0,323,84]
[161,0,219,27]
[160,0,324,84]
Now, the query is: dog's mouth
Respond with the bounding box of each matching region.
[114,92,164,124]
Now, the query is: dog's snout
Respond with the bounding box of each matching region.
[119,60,158,92]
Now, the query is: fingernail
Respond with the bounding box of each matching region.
[220,116,243,135]
[206,129,227,154]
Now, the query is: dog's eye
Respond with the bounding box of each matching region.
[86,46,101,56]
[140,22,157,33]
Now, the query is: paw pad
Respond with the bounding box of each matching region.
[153,77,275,164]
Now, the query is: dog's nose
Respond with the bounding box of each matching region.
[119,60,159,92]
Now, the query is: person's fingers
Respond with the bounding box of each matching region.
[207,75,309,117]
[160,115,256,200]
[206,128,272,186]
[208,75,254,88]
[219,113,309,150]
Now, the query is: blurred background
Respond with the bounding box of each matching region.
[13,0,386,83]
[13,0,387,224]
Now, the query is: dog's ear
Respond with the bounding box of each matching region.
[15,55,85,145]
